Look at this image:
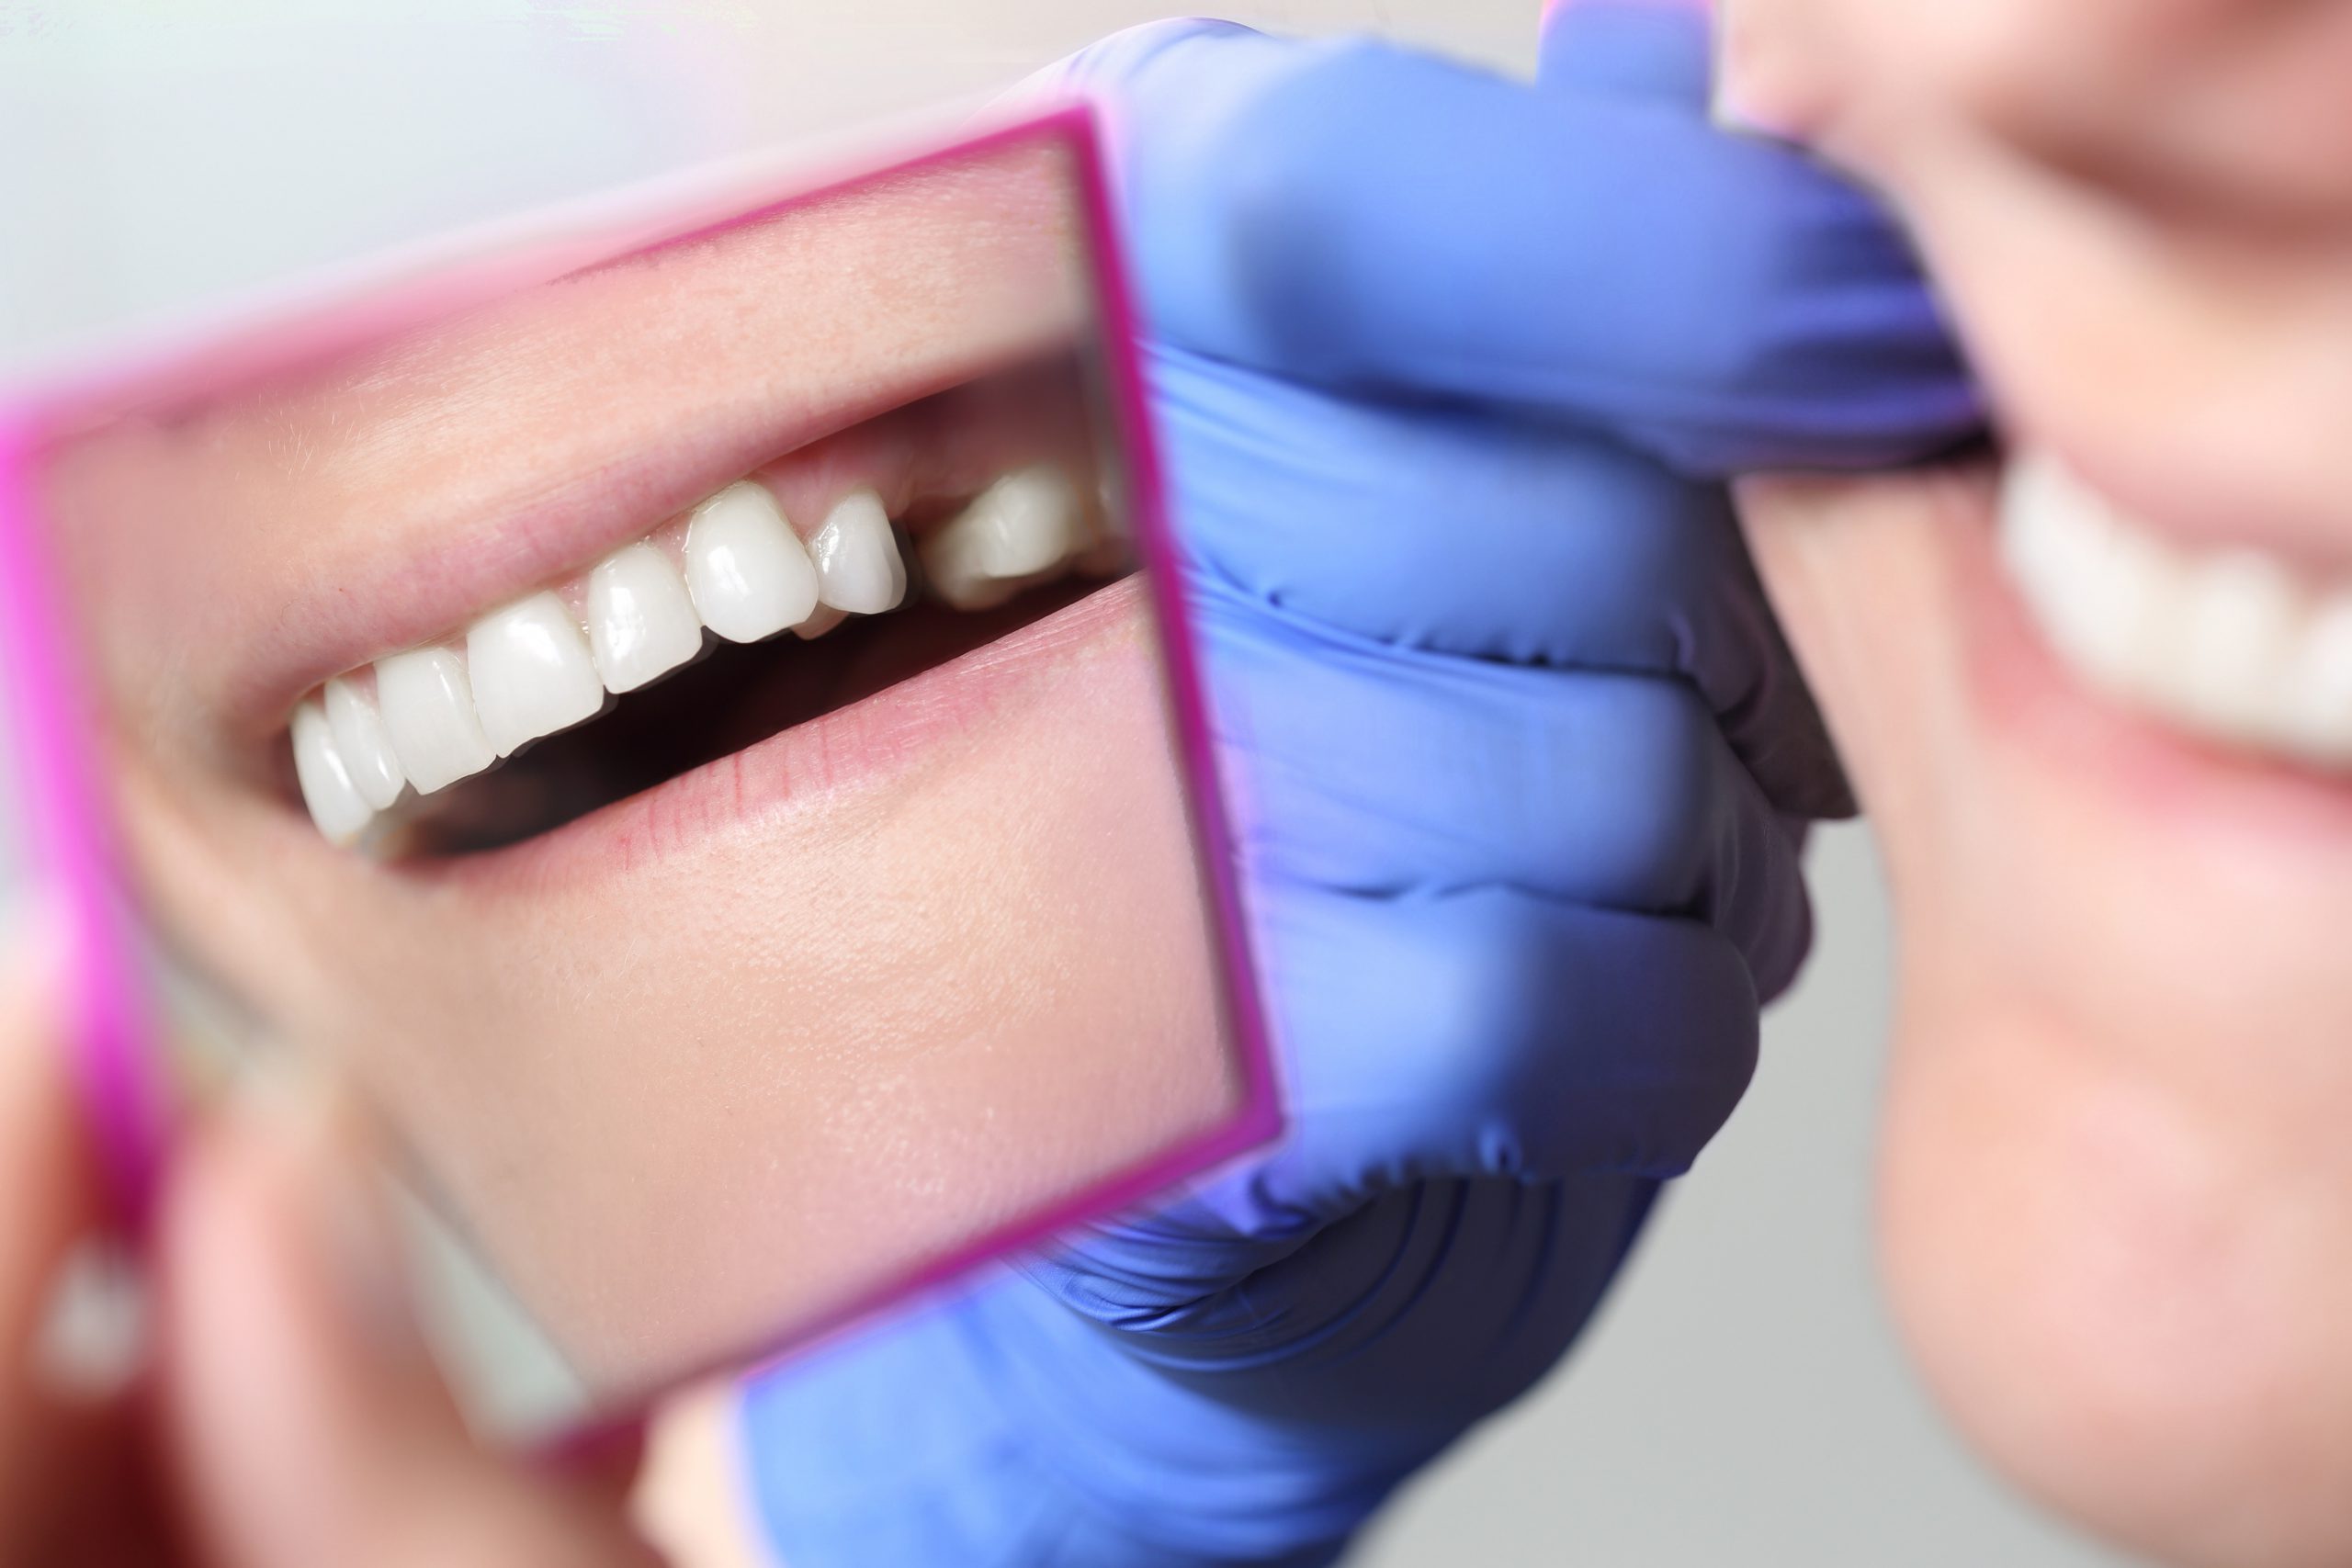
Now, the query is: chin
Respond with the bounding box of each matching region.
[1743,463,2352,1568]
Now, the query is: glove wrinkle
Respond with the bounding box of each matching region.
[742,8,1976,1563]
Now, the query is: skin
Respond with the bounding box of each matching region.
[30,136,1237,1403]
[0,933,661,1566]
[1722,4,2352,1563]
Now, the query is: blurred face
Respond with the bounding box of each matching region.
[1724,5,2352,1565]
[31,134,1238,1403]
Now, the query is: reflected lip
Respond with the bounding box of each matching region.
[407,573,1147,898]
[227,352,1003,737]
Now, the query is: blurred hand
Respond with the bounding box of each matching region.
[738,10,1973,1566]
[0,927,663,1568]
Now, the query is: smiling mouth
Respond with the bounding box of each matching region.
[1997,449,2352,773]
[287,358,1131,855]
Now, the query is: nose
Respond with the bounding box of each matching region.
[1742,0,2352,226]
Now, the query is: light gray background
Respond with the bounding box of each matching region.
[0,3,2125,1562]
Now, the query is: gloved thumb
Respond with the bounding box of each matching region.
[1047,17,1978,476]
[1538,0,1714,105]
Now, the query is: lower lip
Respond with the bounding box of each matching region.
[1947,464,2352,849]
[415,574,1148,896]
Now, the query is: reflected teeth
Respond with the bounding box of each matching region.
[920,465,1091,611]
[290,700,372,847]
[1999,451,2352,768]
[587,543,702,694]
[467,592,607,757]
[321,674,404,812]
[685,481,822,644]
[288,460,1104,844]
[375,647,495,796]
[808,489,906,615]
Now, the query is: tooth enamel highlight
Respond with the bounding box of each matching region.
[1999,449,2352,769]
[467,592,607,758]
[376,647,496,795]
[322,675,405,811]
[920,465,1086,611]
[685,481,822,643]
[807,489,906,615]
[588,543,703,694]
[291,699,373,845]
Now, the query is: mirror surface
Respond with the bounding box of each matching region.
[17,117,1263,1419]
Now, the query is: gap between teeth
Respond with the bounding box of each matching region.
[1999,450,2352,770]
[291,463,1115,846]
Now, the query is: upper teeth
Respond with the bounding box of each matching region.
[684,481,825,646]
[1999,451,2352,768]
[918,465,1089,612]
[587,542,704,695]
[289,465,1110,847]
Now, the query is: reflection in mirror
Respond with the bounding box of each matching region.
[19,115,1268,1423]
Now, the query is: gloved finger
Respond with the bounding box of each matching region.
[1006,1178,1657,1510]
[1060,19,1981,476]
[1115,885,1757,1252]
[736,1283,1089,1566]
[1159,355,1852,818]
[1050,1177,1656,1431]
[1010,890,1754,1310]
[1202,595,1815,993]
[1538,0,1713,105]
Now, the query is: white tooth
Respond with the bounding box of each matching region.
[290,699,373,846]
[322,675,405,811]
[2165,552,2301,740]
[2278,596,2352,765]
[807,489,906,615]
[466,592,606,757]
[587,543,703,694]
[1074,469,1133,578]
[1999,453,2182,701]
[685,480,820,642]
[794,604,848,641]
[2001,449,2352,770]
[920,465,1086,611]
[376,647,495,795]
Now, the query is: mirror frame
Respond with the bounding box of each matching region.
[0,102,1283,1413]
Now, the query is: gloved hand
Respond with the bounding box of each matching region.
[739,9,1981,1566]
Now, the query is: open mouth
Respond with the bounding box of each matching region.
[1996,447,2352,773]
[286,353,1132,857]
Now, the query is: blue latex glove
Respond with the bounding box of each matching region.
[740,10,1981,1566]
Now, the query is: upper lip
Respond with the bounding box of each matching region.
[407,572,1148,897]
[2013,427,2352,580]
[220,350,1012,739]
